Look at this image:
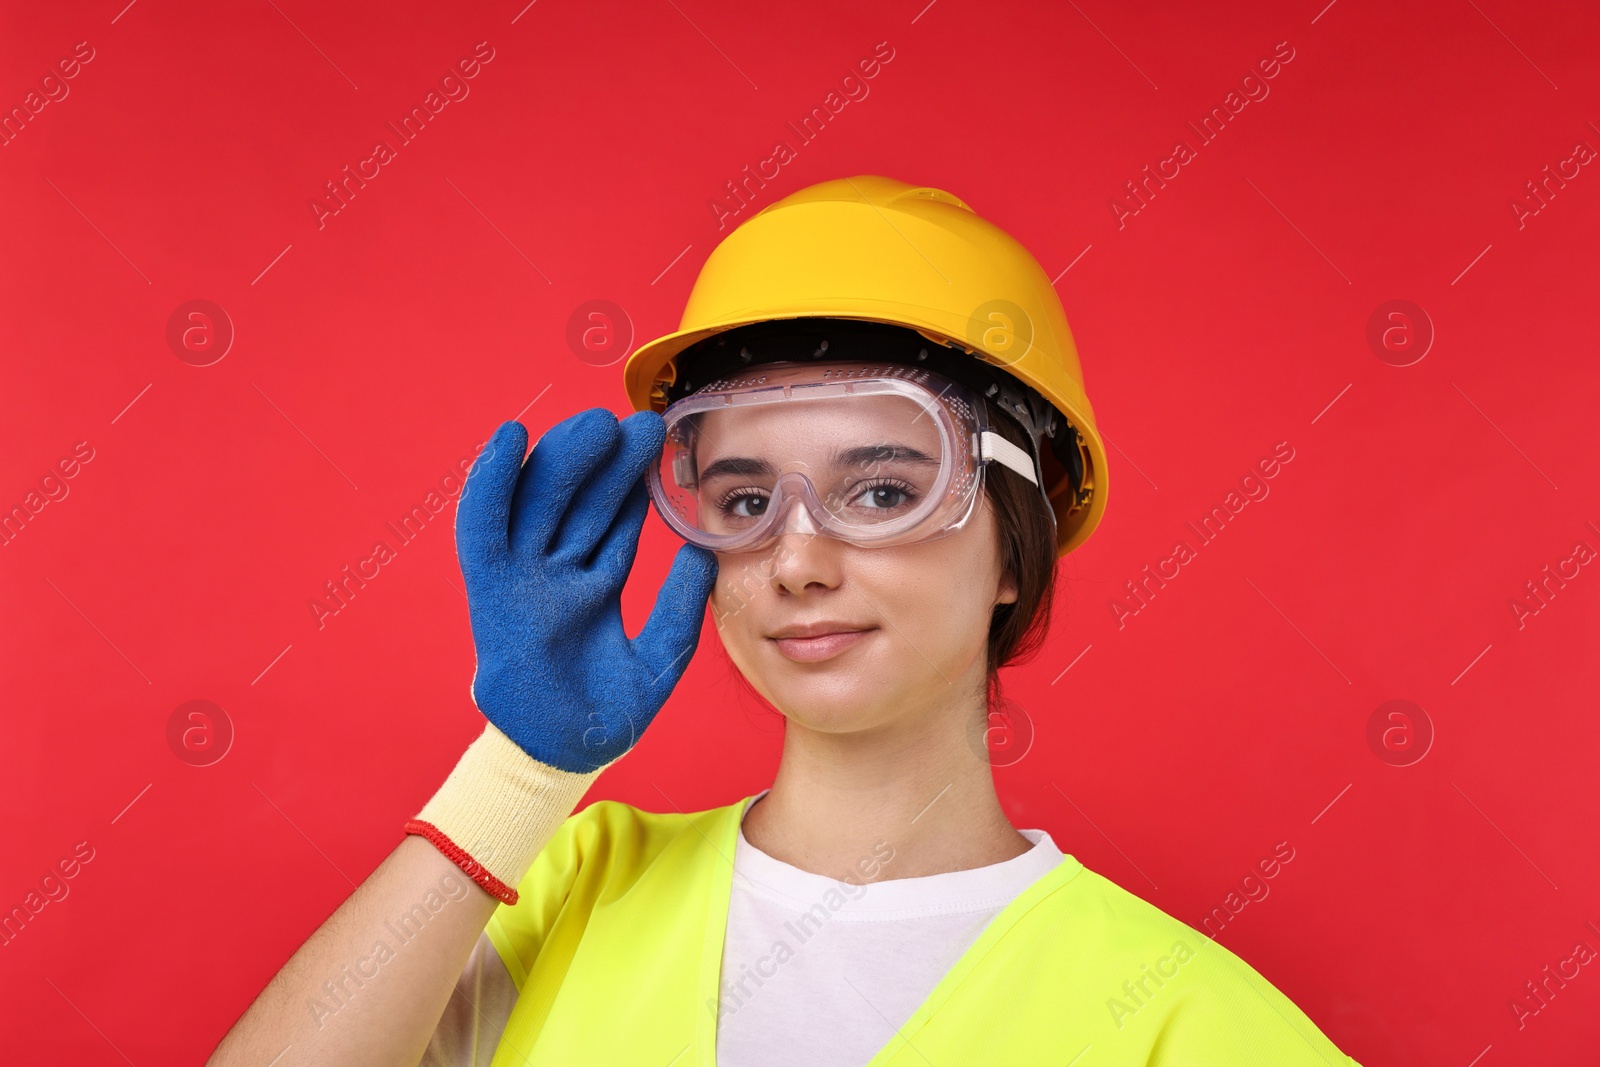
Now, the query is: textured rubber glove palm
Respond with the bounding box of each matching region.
[458,408,718,773]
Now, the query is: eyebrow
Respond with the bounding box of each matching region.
[697,443,939,482]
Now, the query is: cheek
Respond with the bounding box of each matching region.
[861,545,995,659]
[913,515,1006,647]
[708,553,768,638]
[916,567,994,650]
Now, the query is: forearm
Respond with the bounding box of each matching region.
[209,404,707,1064]
[208,834,500,1067]
[210,725,603,1067]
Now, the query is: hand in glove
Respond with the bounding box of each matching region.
[406,409,718,902]
[463,408,717,771]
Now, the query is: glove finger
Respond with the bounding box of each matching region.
[631,542,718,701]
[506,407,621,557]
[455,420,528,564]
[571,600,639,769]
[585,474,652,582]
[549,410,665,565]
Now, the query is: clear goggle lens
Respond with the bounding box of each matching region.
[649,362,1019,552]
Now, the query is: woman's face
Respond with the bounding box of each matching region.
[702,387,1018,732]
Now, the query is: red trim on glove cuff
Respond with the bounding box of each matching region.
[404,819,520,905]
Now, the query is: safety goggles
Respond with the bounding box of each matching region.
[647,360,1043,552]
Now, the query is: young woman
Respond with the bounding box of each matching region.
[209,177,1362,1066]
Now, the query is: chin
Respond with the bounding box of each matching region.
[770,691,893,733]
[755,662,910,732]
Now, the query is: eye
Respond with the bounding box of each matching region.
[849,479,918,511]
[716,487,770,519]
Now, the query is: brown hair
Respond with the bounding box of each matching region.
[980,405,1060,694]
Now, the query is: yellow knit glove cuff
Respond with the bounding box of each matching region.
[404,721,606,904]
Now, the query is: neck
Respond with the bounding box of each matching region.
[739,688,1032,883]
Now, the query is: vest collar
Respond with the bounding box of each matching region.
[693,793,1086,1066]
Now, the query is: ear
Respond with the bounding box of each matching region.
[995,569,1019,607]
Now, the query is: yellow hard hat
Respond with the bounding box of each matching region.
[622,175,1108,557]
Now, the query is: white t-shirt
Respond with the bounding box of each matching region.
[421,789,1063,1066]
[715,789,1064,1066]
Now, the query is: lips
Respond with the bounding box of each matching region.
[767,622,878,663]
[766,621,874,640]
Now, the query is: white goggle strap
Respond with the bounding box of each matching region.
[978,430,1039,487]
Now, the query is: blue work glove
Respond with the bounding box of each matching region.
[456,408,719,773]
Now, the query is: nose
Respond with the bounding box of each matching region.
[765,523,844,597]
[777,501,819,537]
[755,477,846,593]
[766,470,822,540]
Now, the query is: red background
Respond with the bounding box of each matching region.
[3,0,1597,1063]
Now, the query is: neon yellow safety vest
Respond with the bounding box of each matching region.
[484,796,1363,1066]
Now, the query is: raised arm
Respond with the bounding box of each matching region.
[208,410,716,1065]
